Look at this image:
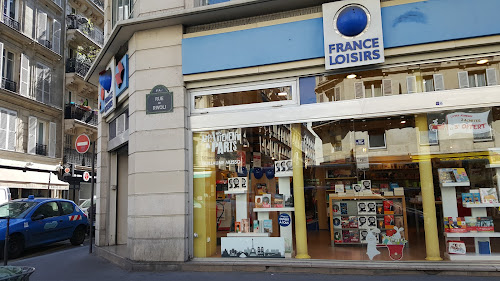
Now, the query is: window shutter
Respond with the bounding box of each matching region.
[433,74,445,91]
[7,111,16,151]
[0,42,3,80]
[354,82,364,99]
[48,122,56,157]
[116,113,125,135]
[20,54,30,97]
[334,87,341,101]
[382,79,392,96]
[37,12,47,42]
[35,65,44,102]
[458,71,469,88]
[486,68,497,86]
[0,110,7,149]
[28,116,37,154]
[406,76,417,94]
[44,67,51,104]
[52,20,61,54]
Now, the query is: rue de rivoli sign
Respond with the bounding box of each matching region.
[146,85,174,114]
[322,0,385,70]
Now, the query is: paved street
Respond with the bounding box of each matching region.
[8,245,500,281]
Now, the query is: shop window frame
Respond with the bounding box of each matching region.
[190,78,299,114]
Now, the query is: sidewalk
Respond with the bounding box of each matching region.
[9,246,500,281]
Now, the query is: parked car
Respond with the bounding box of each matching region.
[0,196,89,258]
[0,187,11,205]
[79,198,92,217]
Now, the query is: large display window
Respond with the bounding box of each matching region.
[193,106,500,261]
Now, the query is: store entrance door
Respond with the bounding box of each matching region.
[116,147,128,245]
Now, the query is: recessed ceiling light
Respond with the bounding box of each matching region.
[346,74,357,79]
[477,59,489,65]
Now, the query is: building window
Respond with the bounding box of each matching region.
[113,0,133,26]
[3,0,17,20]
[2,49,15,81]
[458,69,497,88]
[35,63,51,104]
[368,132,386,149]
[364,81,382,98]
[0,107,17,151]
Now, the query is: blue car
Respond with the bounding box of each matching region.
[0,196,89,258]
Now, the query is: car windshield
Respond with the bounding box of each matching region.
[0,202,38,219]
[80,199,91,209]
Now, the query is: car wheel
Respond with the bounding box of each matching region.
[8,234,24,259]
[70,225,86,246]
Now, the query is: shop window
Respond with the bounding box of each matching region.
[191,79,297,113]
[368,132,386,149]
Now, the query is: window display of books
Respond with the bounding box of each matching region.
[438,168,470,184]
[444,216,494,233]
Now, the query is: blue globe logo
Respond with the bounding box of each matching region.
[336,5,369,37]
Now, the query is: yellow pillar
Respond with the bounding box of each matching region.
[193,132,217,258]
[291,123,310,259]
[415,114,442,261]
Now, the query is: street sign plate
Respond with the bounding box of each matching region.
[75,134,90,154]
[83,171,90,182]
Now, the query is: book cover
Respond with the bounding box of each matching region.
[352,184,362,192]
[367,201,377,214]
[334,230,343,243]
[384,215,395,229]
[395,216,404,228]
[341,216,350,228]
[367,216,377,228]
[380,183,389,190]
[335,184,345,193]
[478,241,491,254]
[284,195,294,207]
[360,230,368,244]
[340,202,348,215]
[384,200,394,214]
[263,219,273,233]
[253,220,260,233]
[348,216,358,228]
[256,183,268,195]
[255,196,263,208]
[453,168,469,183]
[357,201,368,215]
[262,194,272,208]
[471,192,481,204]
[242,219,250,233]
[479,188,499,204]
[393,201,403,215]
[358,216,368,229]
[461,193,473,204]
[333,217,341,228]
[465,216,477,232]
[477,217,494,232]
[361,180,371,191]
[448,240,466,255]
[342,230,359,243]
[235,222,241,233]
[376,203,384,215]
[274,194,284,208]
[377,217,384,229]
[444,217,467,233]
[438,168,456,183]
[389,182,399,190]
[332,202,341,215]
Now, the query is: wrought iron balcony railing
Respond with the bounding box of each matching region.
[1,77,17,92]
[66,58,91,77]
[64,147,97,168]
[36,143,47,156]
[67,15,104,46]
[65,103,98,127]
[2,14,20,31]
[91,0,104,10]
[39,39,52,49]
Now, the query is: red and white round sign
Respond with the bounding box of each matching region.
[83,171,90,182]
[75,134,90,154]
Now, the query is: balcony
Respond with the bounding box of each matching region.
[39,39,52,49]
[36,144,48,156]
[66,58,91,77]
[91,0,104,10]
[1,78,17,92]
[67,15,104,47]
[2,14,20,31]
[65,103,98,127]
[64,147,97,168]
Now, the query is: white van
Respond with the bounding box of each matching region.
[0,187,11,205]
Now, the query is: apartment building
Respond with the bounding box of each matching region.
[86,0,500,273]
[0,0,68,197]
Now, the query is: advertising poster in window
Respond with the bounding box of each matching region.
[427,110,492,143]
[199,129,243,167]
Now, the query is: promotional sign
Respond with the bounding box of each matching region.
[446,111,491,137]
[322,0,385,70]
[146,85,173,114]
[75,134,91,154]
[279,213,291,227]
[99,58,116,117]
[83,171,90,182]
[115,54,129,97]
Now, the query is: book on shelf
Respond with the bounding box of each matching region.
[465,216,477,232]
[376,203,384,215]
[332,202,341,215]
[438,168,469,184]
[357,201,368,214]
[342,230,360,243]
[366,201,377,214]
[334,230,343,243]
[361,180,371,191]
[478,241,491,254]
[284,195,294,207]
[393,201,403,215]
[263,219,273,233]
[367,216,377,228]
[377,217,384,229]
[353,184,362,192]
[479,188,499,204]
[253,220,260,233]
[340,202,348,215]
[447,240,466,255]
[335,184,345,193]
[471,190,481,204]
[384,215,395,229]
[389,183,399,190]
[235,222,241,233]
[393,187,405,196]
[358,216,368,229]
[341,216,350,228]
[380,183,389,190]
[477,217,494,232]
[461,193,474,204]
[242,219,250,233]
[255,196,263,208]
[256,183,268,195]
[444,217,467,233]
[384,200,394,214]
[333,217,341,228]
[348,216,358,228]
[262,194,272,208]
[274,194,284,208]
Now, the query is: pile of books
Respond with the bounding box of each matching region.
[444,216,494,233]
[462,188,499,204]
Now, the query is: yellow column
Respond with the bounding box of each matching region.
[415,114,442,261]
[291,123,310,259]
[193,133,217,258]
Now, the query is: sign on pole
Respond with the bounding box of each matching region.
[75,134,91,154]
[83,171,90,182]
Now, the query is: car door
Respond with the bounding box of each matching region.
[29,201,65,246]
[57,201,78,239]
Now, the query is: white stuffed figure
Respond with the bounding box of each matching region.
[366,228,381,260]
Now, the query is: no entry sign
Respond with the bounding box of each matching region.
[83,171,90,182]
[75,134,90,154]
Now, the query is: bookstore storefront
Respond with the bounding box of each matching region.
[191,67,500,262]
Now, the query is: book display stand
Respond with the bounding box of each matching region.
[440,168,500,261]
